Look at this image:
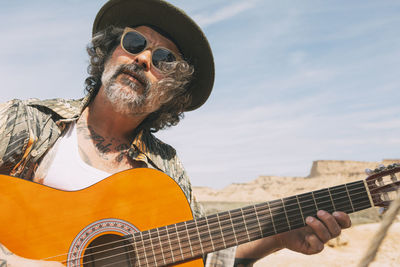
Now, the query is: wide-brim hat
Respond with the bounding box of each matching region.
[93,0,214,111]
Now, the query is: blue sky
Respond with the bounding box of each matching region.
[0,1,399,188]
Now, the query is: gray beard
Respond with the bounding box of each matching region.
[101,64,153,116]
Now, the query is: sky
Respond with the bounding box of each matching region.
[0,0,399,188]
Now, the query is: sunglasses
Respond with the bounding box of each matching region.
[120,28,180,71]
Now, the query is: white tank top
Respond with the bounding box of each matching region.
[41,122,111,191]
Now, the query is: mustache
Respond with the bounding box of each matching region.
[112,64,151,90]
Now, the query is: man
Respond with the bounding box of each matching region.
[0,0,351,266]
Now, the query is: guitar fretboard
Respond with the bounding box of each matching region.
[132,180,372,266]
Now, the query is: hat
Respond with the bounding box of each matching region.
[93,0,214,111]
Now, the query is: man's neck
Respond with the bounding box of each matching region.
[83,89,148,140]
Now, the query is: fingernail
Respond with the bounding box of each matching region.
[318,210,327,216]
[306,216,314,223]
[333,212,339,217]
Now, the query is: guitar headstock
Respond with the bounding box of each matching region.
[365,163,400,209]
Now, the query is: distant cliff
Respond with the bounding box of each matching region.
[193,159,400,203]
[308,159,400,178]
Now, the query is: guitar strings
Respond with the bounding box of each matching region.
[65,200,370,267]
[91,194,372,266]
[57,186,374,265]
[50,184,374,265]
[55,186,367,263]
[55,192,372,266]
[39,175,394,265]
[40,176,387,262]
[69,176,398,265]
[68,196,373,267]
[100,195,368,267]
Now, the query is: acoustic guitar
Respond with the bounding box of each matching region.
[0,164,399,266]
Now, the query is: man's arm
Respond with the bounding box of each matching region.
[234,211,351,267]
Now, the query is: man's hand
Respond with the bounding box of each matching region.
[235,210,351,266]
[275,210,351,255]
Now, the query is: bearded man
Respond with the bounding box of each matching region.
[0,0,351,266]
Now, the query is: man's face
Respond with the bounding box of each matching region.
[101,26,181,116]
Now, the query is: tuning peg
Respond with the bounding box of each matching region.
[388,163,400,169]
[365,168,373,175]
[374,164,386,173]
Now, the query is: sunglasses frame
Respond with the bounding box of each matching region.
[120,27,181,71]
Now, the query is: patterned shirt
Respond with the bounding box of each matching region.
[0,97,236,266]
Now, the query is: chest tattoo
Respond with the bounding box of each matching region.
[77,122,131,163]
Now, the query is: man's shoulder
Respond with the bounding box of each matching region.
[25,98,84,119]
[1,98,84,119]
[140,131,177,160]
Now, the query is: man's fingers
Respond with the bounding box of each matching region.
[305,234,324,254]
[305,215,331,243]
[317,210,342,238]
[333,211,352,228]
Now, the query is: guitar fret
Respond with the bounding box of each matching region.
[266,202,278,234]
[241,206,263,240]
[184,221,195,257]
[148,228,160,265]
[329,184,353,214]
[253,204,265,237]
[217,211,236,248]
[216,213,227,248]
[311,191,318,211]
[194,219,205,255]
[313,188,335,213]
[174,223,184,261]
[283,196,304,229]
[228,210,239,245]
[327,188,336,211]
[165,225,176,263]
[298,192,318,219]
[175,222,191,260]
[204,216,215,251]
[186,220,202,256]
[280,198,292,230]
[347,181,371,211]
[255,203,276,237]
[134,232,144,267]
[132,234,140,266]
[344,184,355,212]
[206,214,225,251]
[141,231,150,266]
[241,208,251,242]
[156,228,166,266]
[269,199,290,233]
[295,195,306,225]
[158,226,173,265]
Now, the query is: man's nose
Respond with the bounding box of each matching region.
[134,50,152,71]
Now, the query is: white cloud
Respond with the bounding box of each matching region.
[193,1,257,27]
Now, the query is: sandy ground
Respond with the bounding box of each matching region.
[255,223,400,267]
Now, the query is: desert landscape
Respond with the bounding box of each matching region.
[193,159,400,266]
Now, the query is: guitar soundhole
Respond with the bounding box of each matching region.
[82,234,135,267]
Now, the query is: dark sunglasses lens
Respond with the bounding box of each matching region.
[152,48,176,69]
[122,32,147,54]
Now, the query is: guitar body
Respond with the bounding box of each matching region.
[0,168,203,266]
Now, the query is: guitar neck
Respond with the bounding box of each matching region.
[133,179,372,265]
